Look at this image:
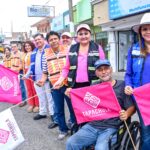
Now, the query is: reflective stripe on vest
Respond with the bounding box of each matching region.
[45,45,67,85]
[11,51,22,72]
[3,57,12,68]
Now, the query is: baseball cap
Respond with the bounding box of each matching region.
[61,32,72,38]
[76,24,91,33]
[94,59,111,69]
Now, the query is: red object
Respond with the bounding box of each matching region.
[70,82,121,124]
[24,69,39,107]
[25,78,39,106]
[133,83,150,126]
[0,65,22,104]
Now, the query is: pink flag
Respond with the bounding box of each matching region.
[0,65,22,104]
[133,83,150,126]
[70,82,121,124]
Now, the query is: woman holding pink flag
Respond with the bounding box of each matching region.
[54,24,105,128]
[125,13,150,149]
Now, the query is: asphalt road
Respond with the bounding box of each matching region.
[0,103,68,150]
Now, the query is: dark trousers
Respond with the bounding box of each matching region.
[51,85,76,132]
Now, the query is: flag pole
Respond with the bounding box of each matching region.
[124,120,136,150]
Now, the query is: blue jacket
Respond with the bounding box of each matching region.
[125,43,145,88]
[30,44,50,81]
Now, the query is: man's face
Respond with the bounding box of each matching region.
[95,65,112,82]
[48,35,60,50]
[34,35,45,49]
[11,44,18,53]
[61,35,72,46]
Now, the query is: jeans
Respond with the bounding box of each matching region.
[133,97,150,150]
[66,124,117,150]
[19,77,27,101]
[34,82,58,123]
[51,85,76,132]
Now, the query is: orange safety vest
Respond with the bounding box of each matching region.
[3,55,12,68]
[22,52,31,73]
[11,51,22,72]
[44,45,67,86]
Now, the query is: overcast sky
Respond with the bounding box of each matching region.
[0,0,80,33]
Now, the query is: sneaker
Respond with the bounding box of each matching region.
[27,106,34,113]
[33,114,47,120]
[33,106,39,113]
[57,132,68,140]
[48,122,58,129]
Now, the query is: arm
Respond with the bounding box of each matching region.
[119,105,135,121]
[53,53,70,89]
[124,47,133,87]
[36,53,48,86]
[98,45,105,59]
[124,47,134,95]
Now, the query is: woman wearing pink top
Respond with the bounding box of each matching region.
[54,24,105,93]
[54,24,105,128]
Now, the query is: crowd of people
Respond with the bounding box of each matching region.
[2,12,150,149]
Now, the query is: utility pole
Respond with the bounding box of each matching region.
[68,0,73,22]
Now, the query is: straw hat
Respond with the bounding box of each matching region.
[132,13,150,33]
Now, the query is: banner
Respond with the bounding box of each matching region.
[133,83,150,126]
[70,82,121,124]
[0,65,22,104]
[0,109,24,150]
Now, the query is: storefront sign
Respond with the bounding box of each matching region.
[96,32,107,40]
[27,5,55,17]
[109,0,150,19]
[51,15,64,31]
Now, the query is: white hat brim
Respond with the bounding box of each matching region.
[132,22,150,33]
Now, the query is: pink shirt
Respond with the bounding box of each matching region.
[62,45,105,83]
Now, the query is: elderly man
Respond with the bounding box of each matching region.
[61,32,73,48]
[66,59,135,150]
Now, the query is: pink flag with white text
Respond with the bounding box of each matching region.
[70,82,121,124]
[133,83,150,126]
[0,65,22,104]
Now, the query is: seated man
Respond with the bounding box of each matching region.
[66,59,135,150]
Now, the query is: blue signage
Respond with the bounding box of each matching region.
[109,0,150,19]
[27,5,55,17]
[51,15,64,31]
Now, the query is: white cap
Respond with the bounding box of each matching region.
[132,13,150,33]
[61,32,72,38]
[76,24,91,33]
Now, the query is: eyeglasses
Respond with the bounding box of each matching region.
[78,32,89,36]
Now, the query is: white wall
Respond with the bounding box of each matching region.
[108,31,117,72]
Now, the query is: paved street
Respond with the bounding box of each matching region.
[0,103,68,150]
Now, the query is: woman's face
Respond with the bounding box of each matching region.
[77,29,91,45]
[5,48,10,55]
[141,24,150,43]
[25,43,32,52]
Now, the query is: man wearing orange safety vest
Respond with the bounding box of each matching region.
[3,46,12,68]
[10,43,27,107]
[37,31,76,140]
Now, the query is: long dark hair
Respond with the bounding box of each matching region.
[23,41,35,53]
[138,26,147,56]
